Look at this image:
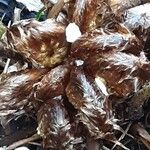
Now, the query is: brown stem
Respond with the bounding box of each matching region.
[131,123,150,150]
[140,137,150,150]
[0,124,36,147]
[47,0,65,18]
[6,134,41,150]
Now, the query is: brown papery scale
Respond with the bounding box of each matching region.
[68,0,112,33]
[66,66,116,139]
[36,65,70,101]
[124,3,150,39]
[70,19,150,121]
[37,96,75,149]
[71,22,142,62]
[5,19,69,68]
[108,0,143,20]
[85,52,150,98]
[0,69,47,123]
[0,1,150,149]
[123,3,150,59]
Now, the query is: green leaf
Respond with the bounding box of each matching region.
[36,7,45,21]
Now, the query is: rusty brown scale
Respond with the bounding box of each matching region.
[71,22,143,61]
[85,52,150,98]
[69,0,111,33]
[0,1,149,149]
[0,69,47,123]
[37,96,75,149]
[5,19,69,68]
[66,66,116,139]
[35,64,71,101]
[69,16,150,127]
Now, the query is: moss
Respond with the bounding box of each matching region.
[0,22,6,38]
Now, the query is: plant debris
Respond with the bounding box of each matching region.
[0,0,149,150]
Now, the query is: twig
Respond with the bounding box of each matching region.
[3,58,10,73]
[6,134,41,150]
[131,123,150,150]
[47,0,65,18]
[28,141,41,146]
[13,8,22,23]
[109,140,129,150]
[1,13,6,22]
[140,137,150,150]
[2,21,11,74]
[111,122,132,150]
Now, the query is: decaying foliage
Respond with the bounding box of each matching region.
[0,0,150,150]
